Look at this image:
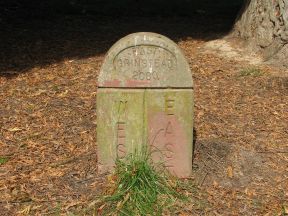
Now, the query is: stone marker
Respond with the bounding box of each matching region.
[97,32,193,178]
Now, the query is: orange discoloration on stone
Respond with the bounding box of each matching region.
[125,79,151,87]
[148,112,190,178]
[103,79,121,87]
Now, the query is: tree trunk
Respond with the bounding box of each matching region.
[233,0,288,67]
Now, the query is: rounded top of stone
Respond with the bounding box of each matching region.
[98,32,193,88]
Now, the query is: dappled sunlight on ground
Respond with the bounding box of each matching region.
[0,1,287,215]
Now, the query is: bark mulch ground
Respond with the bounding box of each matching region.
[0,14,287,215]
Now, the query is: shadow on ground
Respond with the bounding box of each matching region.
[0,0,243,76]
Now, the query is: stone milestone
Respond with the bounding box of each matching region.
[97,32,194,178]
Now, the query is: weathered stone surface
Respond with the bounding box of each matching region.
[97,32,194,177]
[98,32,193,88]
[146,89,193,178]
[97,89,145,172]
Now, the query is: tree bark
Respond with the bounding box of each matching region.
[233,0,288,67]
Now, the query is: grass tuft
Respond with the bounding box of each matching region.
[97,149,186,216]
[239,67,263,77]
[0,157,8,165]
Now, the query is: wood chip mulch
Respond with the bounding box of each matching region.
[0,15,287,215]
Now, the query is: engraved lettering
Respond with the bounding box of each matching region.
[167,59,173,69]
[117,144,126,158]
[164,143,174,159]
[132,47,137,55]
[165,98,175,115]
[165,122,173,135]
[134,58,140,67]
[116,100,128,159]
[124,59,130,67]
[163,95,176,167]
[154,58,160,68]
[132,71,138,79]
[118,100,128,115]
[118,59,123,67]
[117,121,126,158]
[152,72,159,80]
[139,47,145,55]
[148,59,153,67]
[132,71,159,81]
[139,72,145,80]
[147,47,153,55]
[113,45,177,83]
[146,72,151,80]
[142,59,147,67]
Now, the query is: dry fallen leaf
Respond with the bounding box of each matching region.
[283,205,288,214]
[0,12,287,216]
[97,203,106,215]
[17,205,31,215]
[227,166,234,178]
[8,127,23,132]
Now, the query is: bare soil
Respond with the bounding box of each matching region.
[0,11,287,216]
